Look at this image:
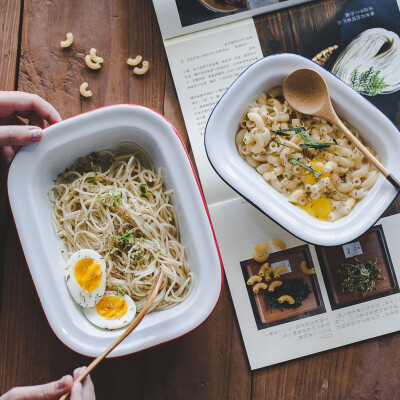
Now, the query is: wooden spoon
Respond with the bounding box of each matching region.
[59,268,164,400]
[282,68,400,191]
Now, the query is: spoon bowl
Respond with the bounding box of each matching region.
[282,68,328,115]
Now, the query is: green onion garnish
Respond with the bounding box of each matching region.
[288,157,322,179]
[271,127,306,136]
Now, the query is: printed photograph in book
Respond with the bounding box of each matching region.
[241,241,326,330]
[250,0,400,220]
[316,225,400,311]
[254,0,400,124]
[176,0,298,28]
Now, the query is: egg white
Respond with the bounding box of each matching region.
[83,294,136,330]
[65,249,106,308]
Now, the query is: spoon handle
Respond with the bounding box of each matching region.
[331,116,400,191]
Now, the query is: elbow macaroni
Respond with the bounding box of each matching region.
[236,88,379,221]
[61,32,73,48]
[134,61,149,75]
[247,275,262,285]
[85,54,101,70]
[258,262,270,277]
[268,280,282,292]
[274,265,288,278]
[253,282,268,293]
[79,82,92,98]
[89,48,103,64]
[127,55,143,66]
[278,295,295,305]
[300,261,315,275]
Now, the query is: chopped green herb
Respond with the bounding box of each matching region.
[272,127,306,136]
[298,131,339,150]
[337,258,384,296]
[298,131,320,146]
[288,157,322,179]
[111,230,135,251]
[299,143,337,150]
[139,183,152,199]
[116,284,125,295]
[131,251,143,263]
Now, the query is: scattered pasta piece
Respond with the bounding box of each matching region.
[127,55,142,66]
[258,262,270,277]
[253,252,269,263]
[254,243,269,254]
[247,275,262,286]
[85,54,101,70]
[134,61,149,75]
[253,242,269,263]
[274,265,288,278]
[61,32,73,48]
[278,295,295,305]
[268,280,282,292]
[79,82,92,98]
[253,282,268,294]
[89,48,104,64]
[272,240,287,251]
[300,260,316,275]
[263,266,274,281]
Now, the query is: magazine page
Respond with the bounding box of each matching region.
[153,0,314,40]
[209,199,400,369]
[162,0,400,369]
[164,19,263,204]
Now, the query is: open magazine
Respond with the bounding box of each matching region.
[153,0,400,369]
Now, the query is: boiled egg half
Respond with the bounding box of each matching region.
[83,294,136,330]
[65,249,106,307]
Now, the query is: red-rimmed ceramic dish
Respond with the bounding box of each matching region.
[8,105,223,357]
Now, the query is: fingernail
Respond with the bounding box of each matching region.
[57,376,68,389]
[29,127,43,142]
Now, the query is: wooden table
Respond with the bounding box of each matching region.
[1,1,400,399]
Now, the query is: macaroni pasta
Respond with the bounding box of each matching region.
[236,87,379,221]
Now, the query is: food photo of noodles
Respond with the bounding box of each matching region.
[332,28,400,96]
[49,142,193,316]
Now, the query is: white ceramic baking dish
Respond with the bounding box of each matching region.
[8,105,223,357]
[205,53,400,246]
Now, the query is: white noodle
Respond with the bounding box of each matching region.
[332,28,400,95]
[50,142,193,313]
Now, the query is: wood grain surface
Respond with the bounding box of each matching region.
[1,0,400,399]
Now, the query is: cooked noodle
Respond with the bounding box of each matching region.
[332,28,400,96]
[49,142,193,313]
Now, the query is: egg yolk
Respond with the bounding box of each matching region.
[303,160,330,185]
[74,258,102,293]
[95,296,128,320]
[300,197,332,221]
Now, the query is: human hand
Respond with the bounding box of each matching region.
[0,91,61,164]
[0,367,95,400]
[70,367,96,400]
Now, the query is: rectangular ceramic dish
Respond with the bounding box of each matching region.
[8,105,223,357]
[205,53,400,246]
